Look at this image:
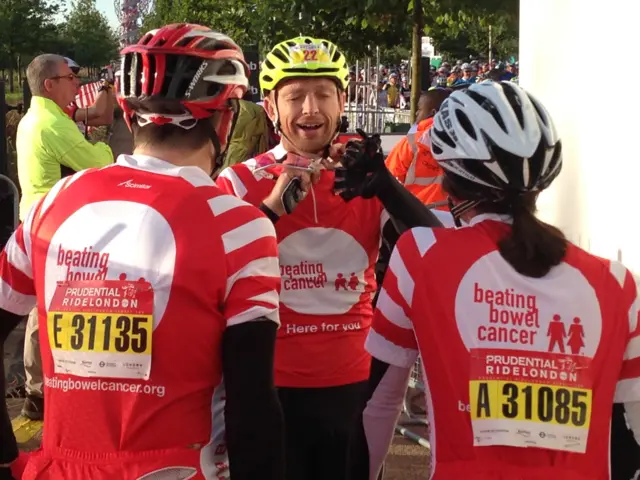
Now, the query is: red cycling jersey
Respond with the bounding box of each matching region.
[368,214,640,479]
[0,154,280,479]
[216,144,388,388]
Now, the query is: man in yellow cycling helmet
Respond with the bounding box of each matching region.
[216,36,441,480]
[259,37,350,154]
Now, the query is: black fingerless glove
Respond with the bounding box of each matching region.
[333,129,387,201]
[0,466,17,480]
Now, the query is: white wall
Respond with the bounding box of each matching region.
[520,0,640,270]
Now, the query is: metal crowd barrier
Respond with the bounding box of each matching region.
[395,358,431,449]
[344,105,411,134]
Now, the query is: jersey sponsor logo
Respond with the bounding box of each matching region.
[118,179,152,189]
[455,251,601,453]
[278,228,369,315]
[57,245,109,281]
[280,261,327,290]
[334,272,360,291]
[473,283,539,345]
[184,60,209,99]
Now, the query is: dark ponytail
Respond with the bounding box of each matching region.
[496,193,567,278]
[443,177,567,278]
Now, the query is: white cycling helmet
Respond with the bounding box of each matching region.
[429,80,562,201]
[65,57,81,75]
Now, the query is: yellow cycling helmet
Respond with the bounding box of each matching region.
[260,37,349,95]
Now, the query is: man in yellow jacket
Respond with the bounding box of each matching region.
[222,99,269,170]
[385,88,451,209]
[15,54,113,423]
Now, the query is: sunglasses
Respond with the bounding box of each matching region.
[50,73,80,81]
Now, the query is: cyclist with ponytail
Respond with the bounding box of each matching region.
[355,81,640,480]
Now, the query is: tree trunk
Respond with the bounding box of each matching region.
[410,0,423,123]
[9,67,15,92]
[17,55,22,87]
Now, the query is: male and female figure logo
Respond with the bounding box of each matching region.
[547,314,585,355]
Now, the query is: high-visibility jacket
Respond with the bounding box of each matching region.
[385,117,448,209]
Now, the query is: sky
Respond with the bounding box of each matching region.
[96,0,121,30]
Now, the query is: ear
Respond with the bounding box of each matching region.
[43,78,53,93]
[338,90,346,115]
[263,94,277,123]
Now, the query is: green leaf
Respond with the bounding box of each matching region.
[407,0,414,12]
[361,18,369,28]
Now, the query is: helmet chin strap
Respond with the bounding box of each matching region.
[449,197,482,227]
[208,128,222,177]
[208,100,241,177]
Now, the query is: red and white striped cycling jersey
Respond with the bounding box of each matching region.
[217,144,388,388]
[0,154,280,479]
[367,214,640,480]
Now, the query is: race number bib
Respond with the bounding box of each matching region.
[47,279,154,380]
[288,44,331,65]
[469,349,593,453]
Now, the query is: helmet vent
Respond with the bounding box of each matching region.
[146,54,156,95]
[528,96,548,127]
[434,128,456,149]
[272,49,289,63]
[500,83,525,129]
[466,90,507,133]
[140,33,153,45]
[174,36,193,48]
[198,38,229,51]
[455,110,476,140]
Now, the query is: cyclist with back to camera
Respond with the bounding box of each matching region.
[216,36,442,480]
[355,81,640,479]
[0,23,284,480]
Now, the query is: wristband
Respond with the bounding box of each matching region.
[259,203,280,224]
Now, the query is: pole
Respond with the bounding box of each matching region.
[488,25,493,65]
[410,0,424,123]
[0,80,7,177]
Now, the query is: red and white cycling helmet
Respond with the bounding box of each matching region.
[117,23,249,152]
